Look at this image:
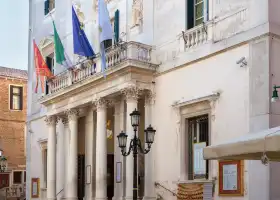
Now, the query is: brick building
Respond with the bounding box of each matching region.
[0,66,27,189]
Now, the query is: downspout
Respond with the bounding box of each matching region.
[26,1,33,200]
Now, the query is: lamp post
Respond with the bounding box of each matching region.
[271,85,280,102]
[0,149,7,173]
[117,109,156,200]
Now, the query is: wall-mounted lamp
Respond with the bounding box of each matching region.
[271,85,280,102]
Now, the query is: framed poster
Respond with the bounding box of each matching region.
[31,178,40,198]
[218,160,244,196]
[86,165,91,184]
[116,162,122,183]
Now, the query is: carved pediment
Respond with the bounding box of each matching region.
[38,37,54,50]
[38,37,54,57]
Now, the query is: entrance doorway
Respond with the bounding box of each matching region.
[107,154,114,200]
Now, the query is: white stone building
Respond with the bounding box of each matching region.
[26,0,280,200]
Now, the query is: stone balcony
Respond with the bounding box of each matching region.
[39,41,158,109]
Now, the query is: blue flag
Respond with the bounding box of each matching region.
[98,0,113,76]
[72,6,95,58]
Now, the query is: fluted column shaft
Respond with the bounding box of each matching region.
[66,109,79,200]
[143,92,156,200]
[122,86,142,200]
[95,98,108,200]
[85,106,96,200]
[46,116,57,200]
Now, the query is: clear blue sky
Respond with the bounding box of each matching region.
[0,0,29,70]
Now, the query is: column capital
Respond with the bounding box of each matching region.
[145,90,156,105]
[121,85,143,101]
[65,109,79,121]
[60,116,69,125]
[94,97,112,110]
[45,115,57,126]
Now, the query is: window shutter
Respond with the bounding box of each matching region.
[9,86,13,110]
[19,87,23,110]
[205,0,209,21]
[44,0,50,15]
[114,9,120,43]
[187,0,194,30]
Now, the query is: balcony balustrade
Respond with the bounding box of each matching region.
[46,41,155,96]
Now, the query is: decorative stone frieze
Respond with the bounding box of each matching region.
[121,85,143,101]
[65,109,79,121]
[45,115,57,126]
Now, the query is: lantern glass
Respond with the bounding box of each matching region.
[145,125,156,144]
[130,109,140,127]
[117,131,128,149]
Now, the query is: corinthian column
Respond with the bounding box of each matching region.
[61,117,70,199]
[85,105,96,200]
[95,98,109,200]
[143,91,156,200]
[113,98,125,200]
[121,86,143,200]
[45,115,57,200]
[66,109,79,200]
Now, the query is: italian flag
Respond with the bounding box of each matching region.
[52,21,72,67]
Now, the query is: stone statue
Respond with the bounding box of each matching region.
[73,0,85,26]
[132,0,143,27]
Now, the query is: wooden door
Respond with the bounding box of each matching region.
[0,174,9,189]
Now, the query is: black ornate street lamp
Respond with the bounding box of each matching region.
[117,108,156,200]
[0,149,7,173]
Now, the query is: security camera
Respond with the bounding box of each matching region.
[236,57,247,67]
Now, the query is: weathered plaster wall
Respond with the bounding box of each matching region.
[153,44,250,200]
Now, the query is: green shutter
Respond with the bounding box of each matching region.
[114,9,120,43]
[187,0,194,30]
[44,0,50,15]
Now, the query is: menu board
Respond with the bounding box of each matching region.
[223,164,237,190]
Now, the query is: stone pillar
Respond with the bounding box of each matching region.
[57,119,65,200]
[62,117,70,198]
[113,99,126,200]
[143,91,156,200]
[66,109,79,200]
[45,115,57,200]
[85,106,96,200]
[95,98,109,200]
[121,86,142,200]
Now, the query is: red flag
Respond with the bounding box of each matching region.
[33,40,53,93]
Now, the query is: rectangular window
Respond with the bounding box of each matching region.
[44,0,55,15]
[13,171,22,184]
[187,115,209,180]
[186,0,208,30]
[10,85,23,110]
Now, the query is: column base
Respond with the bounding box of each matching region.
[94,198,108,200]
[142,196,157,200]
[112,196,124,200]
[64,198,78,200]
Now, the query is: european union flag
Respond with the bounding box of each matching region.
[72,6,95,58]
